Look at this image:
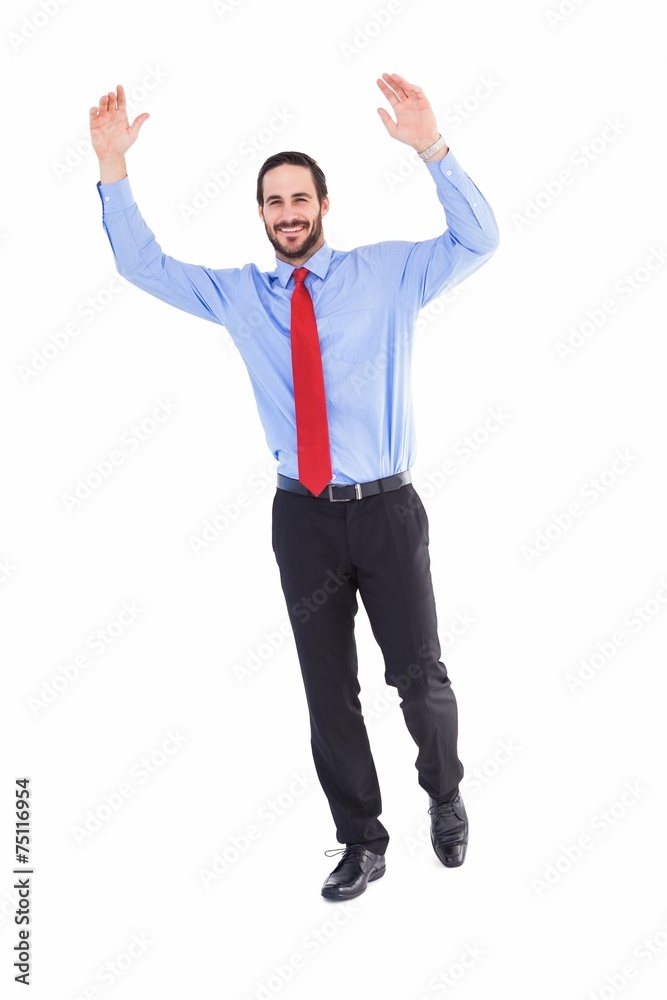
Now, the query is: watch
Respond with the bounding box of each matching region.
[418,133,448,161]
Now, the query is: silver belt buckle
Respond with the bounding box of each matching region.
[327,482,363,501]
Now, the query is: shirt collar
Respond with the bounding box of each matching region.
[274,242,333,288]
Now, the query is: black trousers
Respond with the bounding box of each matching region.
[271,478,464,855]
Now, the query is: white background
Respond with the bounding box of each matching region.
[2,0,667,997]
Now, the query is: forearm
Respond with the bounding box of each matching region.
[99,154,127,185]
[380,148,499,309]
[426,149,499,255]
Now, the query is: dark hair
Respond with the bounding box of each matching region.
[256,151,328,206]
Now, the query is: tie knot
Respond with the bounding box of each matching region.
[292,267,309,285]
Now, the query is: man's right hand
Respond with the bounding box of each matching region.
[90,84,149,183]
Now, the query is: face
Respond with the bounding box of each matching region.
[258,164,329,264]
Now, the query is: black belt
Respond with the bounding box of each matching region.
[277,470,411,501]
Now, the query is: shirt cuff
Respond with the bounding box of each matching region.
[97,175,136,212]
[423,147,466,188]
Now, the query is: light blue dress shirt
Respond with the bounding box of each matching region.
[97,150,499,485]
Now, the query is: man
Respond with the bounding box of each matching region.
[90,73,499,900]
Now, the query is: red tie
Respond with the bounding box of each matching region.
[290,267,332,495]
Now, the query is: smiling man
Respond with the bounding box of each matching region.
[259,160,329,263]
[90,73,499,900]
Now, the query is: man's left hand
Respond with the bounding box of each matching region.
[376,73,447,158]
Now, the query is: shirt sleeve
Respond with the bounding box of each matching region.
[96,177,240,325]
[378,148,500,310]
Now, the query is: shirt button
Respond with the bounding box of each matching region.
[446,170,452,176]
[472,201,478,207]
[104,196,110,201]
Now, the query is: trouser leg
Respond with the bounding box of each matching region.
[349,483,464,801]
[271,488,389,854]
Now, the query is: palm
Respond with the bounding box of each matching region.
[393,94,433,144]
[89,85,149,159]
[376,73,438,149]
[90,110,130,158]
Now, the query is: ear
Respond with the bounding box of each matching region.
[257,203,264,221]
[320,196,330,219]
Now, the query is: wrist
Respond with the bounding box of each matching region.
[98,156,126,168]
[98,154,127,185]
[421,142,449,162]
[415,133,449,162]
[412,133,440,153]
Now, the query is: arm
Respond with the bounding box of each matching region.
[90,85,238,325]
[376,73,499,308]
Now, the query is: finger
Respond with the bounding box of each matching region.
[384,72,410,100]
[89,106,99,119]
[380,72,403,99]
[377,107,395,134]
[130,112,150,133]
[377,76,400,106]
[99,94,109,111]
[387,72,419,99]
[107,90,118,111]
[117,84,126,113]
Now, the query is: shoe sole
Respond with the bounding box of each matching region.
[321,864,386,900]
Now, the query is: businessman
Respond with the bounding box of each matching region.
[90,73,499,900]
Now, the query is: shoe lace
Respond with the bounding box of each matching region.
[428,796,460,818]
[324,845,375,864]
[428,795,461,823]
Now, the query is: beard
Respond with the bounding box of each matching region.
[264,210,324,261]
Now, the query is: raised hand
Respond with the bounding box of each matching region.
[89,84,149,161]
[376,72,444,154]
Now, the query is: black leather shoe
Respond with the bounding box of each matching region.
[321,845,386,900]
[428,793,468,867]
